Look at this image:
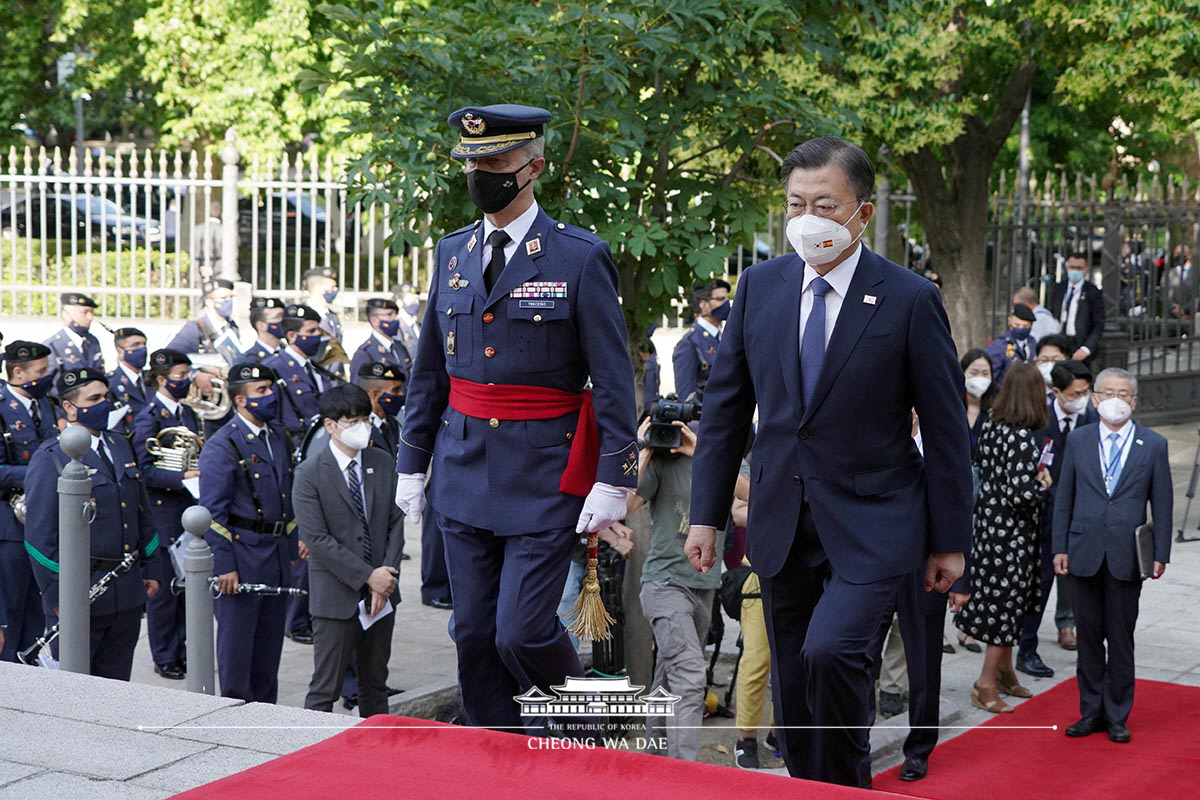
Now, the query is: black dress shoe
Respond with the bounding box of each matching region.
[342,693,358,710]
[1107,721,1131,743]
[879,690,905,718]
[286,627,314,645]
[1066,716,1105,737]
[900,756,928,782]
[154,661,186,680]
[387,686,406,697]
[1017,652,1055,678]
[423,596,453,610]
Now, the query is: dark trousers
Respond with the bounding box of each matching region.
[88,608,143,681]
[439,512,582,731]
[306,611,395,717]
[1070,561,1141,724]
[145,550,186,665]
[0,540,44,662]
[285,559,311,634]
[420,502,451,603]
[215,592,286,703]
[1018,515,1074,657]
[759,506,903,787]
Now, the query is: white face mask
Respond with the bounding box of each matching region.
[964,375,991,398]
[786,203,865,266]
[1038,362,1055,385]
[1096,397,1132,426]
[1062,394,1090,415]
[335,421,372,451]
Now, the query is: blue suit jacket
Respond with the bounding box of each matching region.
[24,430,159,615]
[198,414,297,583]
[0,386,56,542]
[397,208,638,535]
[1038,400,1100,501]
[1052,422,1172,582]
[672,324,720,401]
[107,367,149,419]
[242,340,277,363]
[44,328,104,372]
[690,248,973,582]
[349,333,411,385]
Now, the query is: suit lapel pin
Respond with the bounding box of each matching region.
[366,467,374,475]
[525,238,542,256]
[467,234,478,253]
[1136,439,1144,446]
[448,256,458,271]
[863,295,877,305]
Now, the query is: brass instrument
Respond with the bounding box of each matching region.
[317,325,350,371]
[9,492,26,525]
[146,426,203,472]
[183,366,231,421]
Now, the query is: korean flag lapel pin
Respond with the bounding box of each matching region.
[863,294,877,305]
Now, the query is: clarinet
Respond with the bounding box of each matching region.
[18,553,138,666]
[169,576,308,597]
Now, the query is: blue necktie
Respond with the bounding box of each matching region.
[1105,432,1124,495]
[801,277,832,408]
[346,460,372,563]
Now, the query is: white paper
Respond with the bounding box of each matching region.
[182,475,200,499]
[108,405,130,429]
[169,532,197,581]
[358,598,394,631]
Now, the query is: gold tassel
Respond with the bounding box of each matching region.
[566,530,613,641]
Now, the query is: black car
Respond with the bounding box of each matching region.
[239,192,348,253]
[0,194,162,244]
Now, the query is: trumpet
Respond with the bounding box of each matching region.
[184,366,231,421]
[146,427,203,472]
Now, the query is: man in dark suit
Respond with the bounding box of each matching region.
[672,279,730,402]
[1018,360,1098,678]
[294,384,404,717]
[687,137,972,787]
[1050,252,1105,363]
[1054,367,1171,744]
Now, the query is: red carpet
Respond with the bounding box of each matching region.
[875,679,1200,799]
[174,716,878,799]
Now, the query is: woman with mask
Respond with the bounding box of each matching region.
[954,362,1051,713]
[955,348,997,654]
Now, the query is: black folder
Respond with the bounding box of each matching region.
[1135,523,1155,580]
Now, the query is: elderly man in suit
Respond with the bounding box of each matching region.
[1050,252,1105,363]
[687,137,972,788]
[294,384,404,717]
[1053,367,1171,744]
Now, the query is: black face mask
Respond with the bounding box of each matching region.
[467,158,534,214]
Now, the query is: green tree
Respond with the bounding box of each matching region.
[307,0,834,367]
[0,3,67,149]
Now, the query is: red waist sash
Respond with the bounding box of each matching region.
[448,376,596,497]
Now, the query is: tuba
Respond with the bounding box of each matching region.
[183,366,231,421]
[146,427,203,472]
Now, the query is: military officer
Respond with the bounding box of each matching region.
[24,367,161,680]
[986,304,1038,387]
[0,342,58,662]
[245,297,286,362]
[132,349,205,680]
[199,362,298,702]
[391,282,422,355]
[349,298,412,384]
[672,279,730,403]
[395,104,638,731]
[108,328,150,418]
[357,362,406,455]
[167,278,239,356]
[302,266,344,344]
[264,304,329,441]
[45,292,105,372]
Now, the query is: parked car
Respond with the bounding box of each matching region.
[239,192,349,253]
[0,193,162,244]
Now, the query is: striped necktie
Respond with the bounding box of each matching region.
[346,460,372,562]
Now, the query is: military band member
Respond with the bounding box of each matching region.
[358,362,406,456]
[672,279,730,403]
[25,367,161,680]
[264,304,328,441]
[133,349,204,680]
[167,278,239,356]
[395,104,638,730]
[45,292,104,372]
[108,328,150,419]
[391,282,422,355]
[349,298,413,384]
[199,362,298,702]
[245,297,287,362]
[303,266,344,344]
[0,342,57,662]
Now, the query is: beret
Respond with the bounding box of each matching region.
[358,362,405,381]
[57,366,107,395]
[149,349,191,368]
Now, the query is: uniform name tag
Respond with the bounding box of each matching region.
[518,300,555,309]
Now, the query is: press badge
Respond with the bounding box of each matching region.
[518,300,555,309]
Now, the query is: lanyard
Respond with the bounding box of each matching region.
[1100,425,1133,485]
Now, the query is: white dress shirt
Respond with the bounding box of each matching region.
[10,388,34,414]
[119,362,142,385]
[695,316,722,339]
[205,308,231,333]
[155,391,182,417]
[371,330,396,349]
[329,438,367,513]
[1053,399,1080,433]
[482,200,540,268]
[799,243,863,353]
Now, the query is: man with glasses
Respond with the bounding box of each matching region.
[1054,368,1171,744]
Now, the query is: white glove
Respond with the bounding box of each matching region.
[575,482,630,534]
[394,473,427,523]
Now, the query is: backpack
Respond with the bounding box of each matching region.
[718,564,760,621]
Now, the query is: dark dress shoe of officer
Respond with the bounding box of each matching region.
[423,596,453,610]
[1017,652,1055,678]
[900,756,928,782]
[154,661,186,680]
[1107,721,1131,743]
[342,693,358,711]
[879,690,905,717]
[1066,716,1106,737]
[286,626,314,645]
[387,686,406,697]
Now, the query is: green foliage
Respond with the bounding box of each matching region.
[310,0,833,332]
[0,2,67,149]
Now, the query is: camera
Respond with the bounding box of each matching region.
[644,393,702,450]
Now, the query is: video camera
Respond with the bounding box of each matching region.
[644,393,702,450]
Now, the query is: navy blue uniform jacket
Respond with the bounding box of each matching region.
[397,208,638,535]
[0,386,56,543]
[690,248,973,583]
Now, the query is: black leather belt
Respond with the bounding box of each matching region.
[92,553,139,572]
[228,514,290,536]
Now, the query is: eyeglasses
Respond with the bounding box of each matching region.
[783,199,859,218]
[1036,355,1065,365]
[1095,389,1135,401]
